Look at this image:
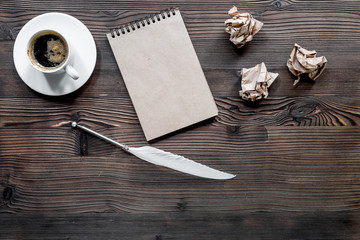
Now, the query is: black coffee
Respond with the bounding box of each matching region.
[32,33,68,68]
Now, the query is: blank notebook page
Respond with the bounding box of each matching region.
[107,9,218,141]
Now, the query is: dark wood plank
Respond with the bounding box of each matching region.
[1,212,360,240]
[1,150,360,213]
[1,125,359,157]
[1,10,359,66]
[1,9,359,41]
[1,67,359,97]
[0,153,360,213]
[1,127,359,213]
[1,8,359,97]
[1,96,359,130]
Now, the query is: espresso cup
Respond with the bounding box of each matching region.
[27,29,79,80]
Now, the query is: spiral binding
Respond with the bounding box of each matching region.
[110,8,177,38]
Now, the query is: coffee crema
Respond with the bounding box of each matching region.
[28,31,68,69]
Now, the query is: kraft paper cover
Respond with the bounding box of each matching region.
[107,9,218,141]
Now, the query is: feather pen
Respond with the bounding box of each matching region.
[72,122,236,180]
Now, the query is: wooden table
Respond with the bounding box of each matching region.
[1,1,359,239]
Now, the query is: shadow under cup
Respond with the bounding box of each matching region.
[27,30,69,73]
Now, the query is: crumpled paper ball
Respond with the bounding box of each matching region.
[225,6,263,48]
[287,43,327,86]
[240,62,279,101]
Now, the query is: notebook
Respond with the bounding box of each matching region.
[107,8,218,141]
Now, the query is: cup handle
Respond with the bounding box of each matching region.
[65,65,79,80]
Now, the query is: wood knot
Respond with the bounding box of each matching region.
[289,100,321,121]
[226,125,240,134]
[176,199,188,212]
[271,0,291,10]
[2,186,14,202]
[71,112,80,122]
[273,0,282,9]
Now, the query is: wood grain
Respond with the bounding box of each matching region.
[1,10,359,69]
[1,212,359,240]
[1,68,360,97]
[1,0,360,239]
[1,7,359,98]
[1,125,359,213]
[1,142,360,213]
[1,96,359,129]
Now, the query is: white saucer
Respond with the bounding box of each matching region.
[13,12,97,96]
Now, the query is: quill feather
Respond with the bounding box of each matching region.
[72,122,235,180]
[128,146,236,180]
